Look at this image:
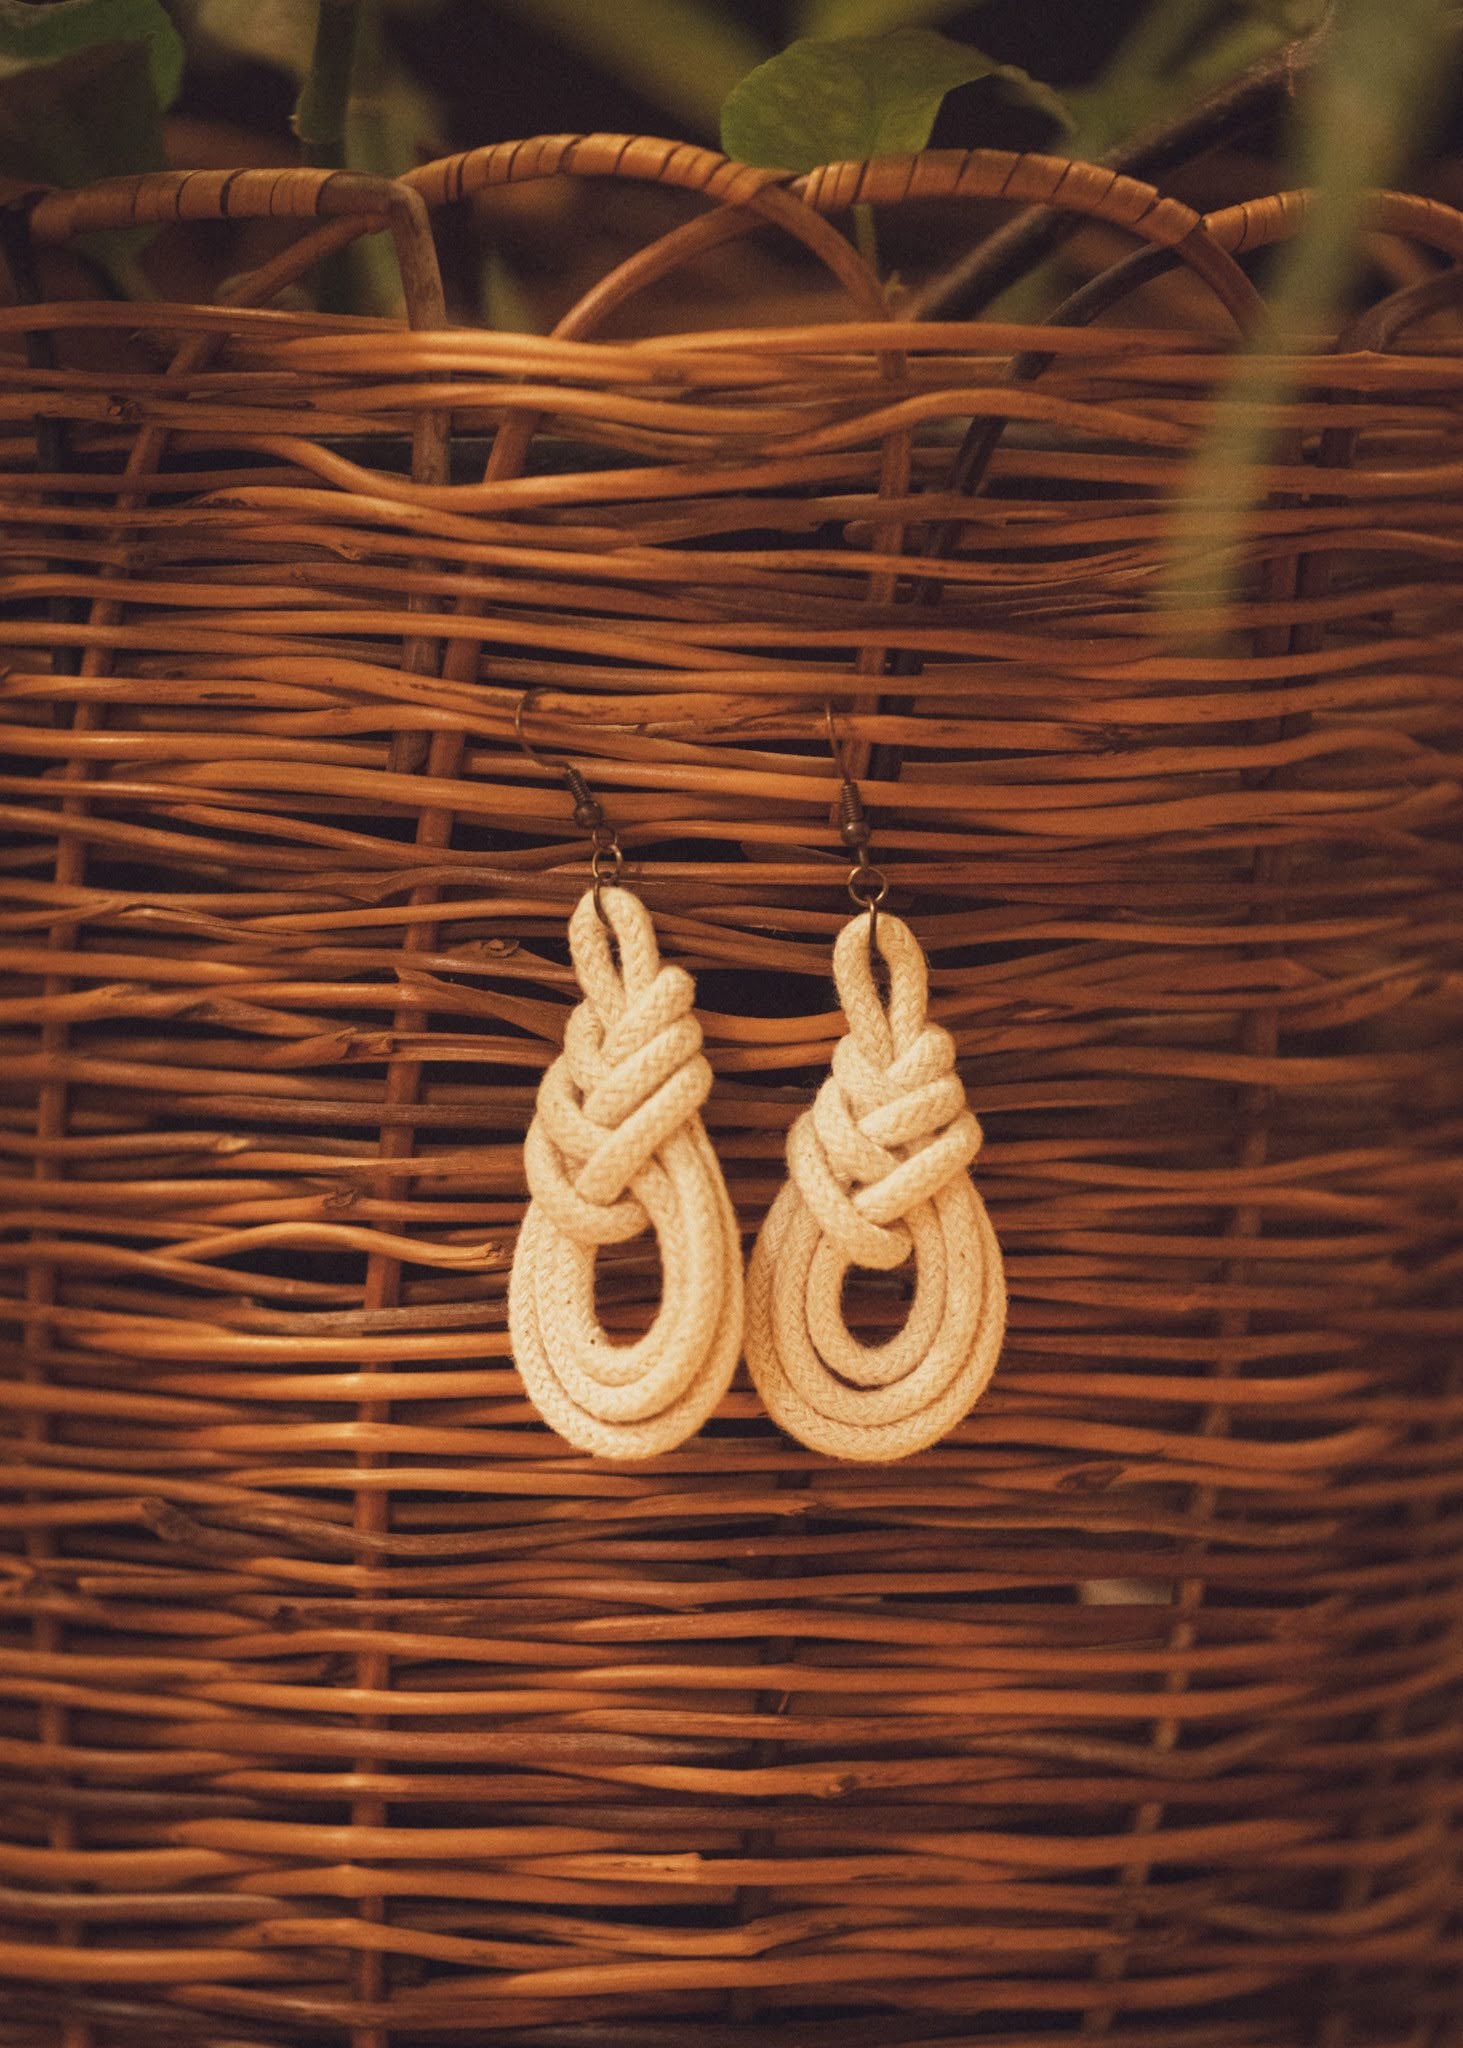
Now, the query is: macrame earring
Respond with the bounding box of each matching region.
[508,696,743,1458]
[745,722,1006,1461]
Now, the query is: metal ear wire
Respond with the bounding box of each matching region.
[825,704,888,953]
[516,690,624,928]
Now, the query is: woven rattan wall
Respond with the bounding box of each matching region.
[1,140,1461,2047]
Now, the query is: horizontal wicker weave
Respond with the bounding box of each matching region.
[1,138,1461,2046]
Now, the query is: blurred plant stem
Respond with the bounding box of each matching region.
[910,4,1334,319]
[1168,0,1461,621]
[294,0,361,167]
[853,202,879,275]
[1070,0,1242,158]
[292,0,361,310]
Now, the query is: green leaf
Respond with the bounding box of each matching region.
[720,29,1071,175]
[0,34,169,292]
[1169,0,1460,615]
[0,34,167,189]
[0,0,183,275]
[0,0,183,108]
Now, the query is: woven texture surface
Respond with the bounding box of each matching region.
[1,141,1461,2045]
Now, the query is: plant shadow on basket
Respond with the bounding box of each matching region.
[0,138,1461,2048]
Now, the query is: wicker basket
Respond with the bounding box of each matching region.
[1,139,1460,2047]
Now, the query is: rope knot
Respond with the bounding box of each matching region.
[510,886,743,1459]
[786,917,982,1272]
[746,908,1006,1463]
[524,891,712,1246]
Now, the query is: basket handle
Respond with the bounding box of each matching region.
[405,134,1263,331]
[1205,186,1463,264]
[409,136,910,763]
[26,167,446,331]
[410,135,891,322]
[399,139,1268,801]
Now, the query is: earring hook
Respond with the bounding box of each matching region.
[826,703,888,951]
[514,687,555,774]
[517,689,624,926]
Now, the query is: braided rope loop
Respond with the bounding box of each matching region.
[509,887,743,1457]
[747,912,1006,1461]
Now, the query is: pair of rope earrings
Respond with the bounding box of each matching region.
[508,700,1007,1463]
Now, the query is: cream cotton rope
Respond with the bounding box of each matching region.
[746,909,1005,1462]
[510,885,743,1458]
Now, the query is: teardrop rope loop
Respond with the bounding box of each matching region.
[510,887,743,1457]
[747,910,1006,1461]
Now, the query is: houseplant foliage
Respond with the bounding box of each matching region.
[2,0,1459,559]
[0,2,1454,292]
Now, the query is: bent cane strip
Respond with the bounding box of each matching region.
[747,911,1005,1461]
[510,886,743,1457]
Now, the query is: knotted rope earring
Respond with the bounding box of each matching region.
[745,723,1006,1461]
[508,696,743,1458]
